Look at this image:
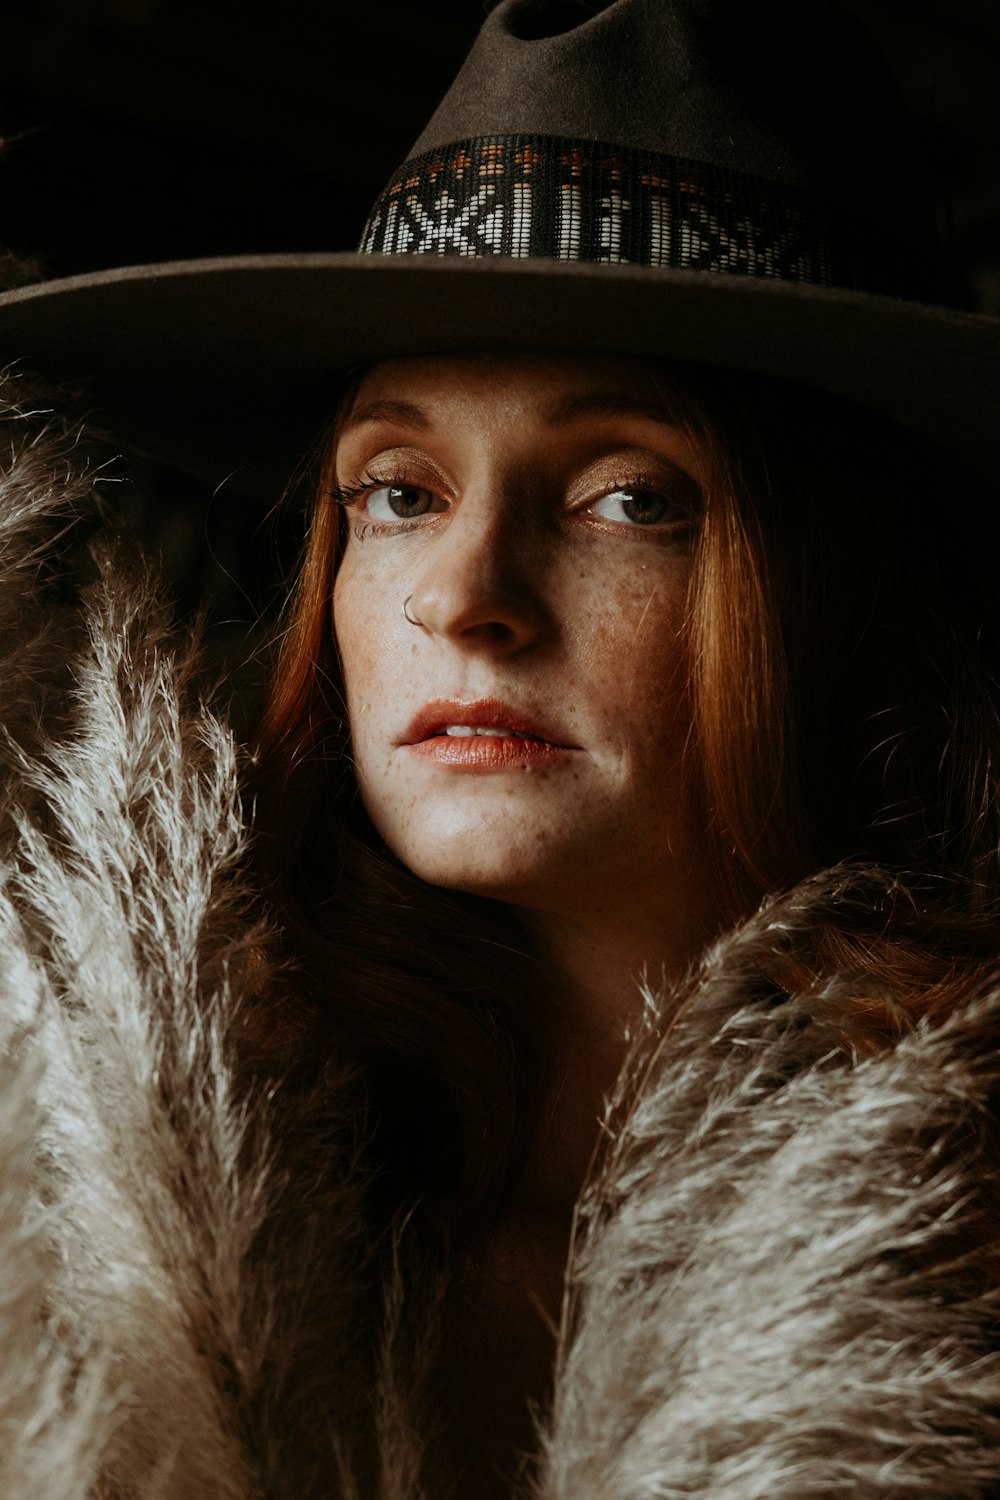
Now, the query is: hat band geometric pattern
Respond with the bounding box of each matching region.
[359,134,918,296]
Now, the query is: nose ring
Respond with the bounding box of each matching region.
[402,595,425,628]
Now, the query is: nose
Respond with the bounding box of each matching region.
[404,489,549,653]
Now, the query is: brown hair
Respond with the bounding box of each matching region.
[686,370,1000,904]
[249,361,1000,1249]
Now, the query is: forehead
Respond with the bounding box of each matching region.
[345,351,681,428]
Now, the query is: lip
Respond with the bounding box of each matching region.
[400,697,580,770]
[401,697,576,747]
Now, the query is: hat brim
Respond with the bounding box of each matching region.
[0,252,997,492]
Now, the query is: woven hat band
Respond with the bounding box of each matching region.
[359,134,929,298]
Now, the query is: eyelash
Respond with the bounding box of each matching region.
[327,472,405,539]
[327,469,696,538]
[585,472,695,530]
[327,472,385,507]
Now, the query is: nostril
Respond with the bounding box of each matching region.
[491,0,617,42]
[453,610,516,642]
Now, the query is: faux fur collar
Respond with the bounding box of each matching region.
[1,376,998,1499]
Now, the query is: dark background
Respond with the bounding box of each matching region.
[0,0,997,702]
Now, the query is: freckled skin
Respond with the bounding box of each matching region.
[333,353,717,948]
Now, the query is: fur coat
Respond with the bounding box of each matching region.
[1,373,999,1499]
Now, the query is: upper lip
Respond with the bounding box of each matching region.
[400,698,578,747]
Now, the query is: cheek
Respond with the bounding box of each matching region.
[333,555,433,793]
[332,562,394,749]
[582,563,692,741]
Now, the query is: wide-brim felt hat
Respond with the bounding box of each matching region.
[0,0,997,490]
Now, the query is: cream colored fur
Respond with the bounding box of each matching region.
[0,373,998,1498]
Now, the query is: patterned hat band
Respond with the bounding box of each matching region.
[359,134,932,299]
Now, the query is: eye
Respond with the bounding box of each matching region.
[589,486,681,526]
[367,483,439,521]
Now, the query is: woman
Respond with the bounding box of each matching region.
[0,0,999,1497]
[249,346,1000,1494]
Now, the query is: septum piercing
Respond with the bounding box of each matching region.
[402,595,424,628]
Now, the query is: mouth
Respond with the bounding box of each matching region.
[400,698,579,768]
[401,698,575,748]
[441,725,547,739]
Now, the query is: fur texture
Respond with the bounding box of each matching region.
[543,892,1000,1498]
[1,372,998,1498]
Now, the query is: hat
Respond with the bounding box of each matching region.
[0,0,997,488]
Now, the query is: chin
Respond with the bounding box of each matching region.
[401,845,545,903]
[367,796,630,909]
[383,822,566,905]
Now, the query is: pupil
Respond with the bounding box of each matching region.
[622,490,667,524]
[388,486,429,518]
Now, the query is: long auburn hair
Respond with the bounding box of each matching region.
[248,359,1000,1249]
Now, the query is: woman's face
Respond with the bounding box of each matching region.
[333,353,717,941]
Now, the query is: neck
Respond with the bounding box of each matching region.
[515,901,718,1211]
[422,899,720,1495]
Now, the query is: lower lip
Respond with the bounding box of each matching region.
[406,735,577,770]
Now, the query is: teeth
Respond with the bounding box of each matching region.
[443,725,532,738]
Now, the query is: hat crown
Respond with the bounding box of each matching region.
[360,0,944,301]
[410,0,927,230]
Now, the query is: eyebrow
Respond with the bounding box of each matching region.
[545,391,681,429]
[340,389,680,434]
[341,398,431,433]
